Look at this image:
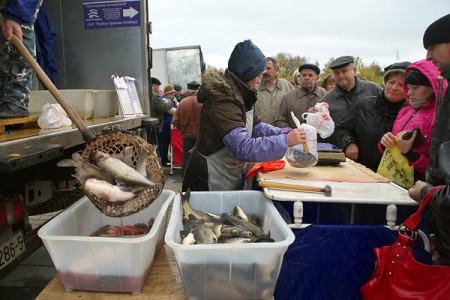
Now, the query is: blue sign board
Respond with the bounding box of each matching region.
[83,0,141,30]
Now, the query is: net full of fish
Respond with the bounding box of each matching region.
[57,146,164,216]
[180,189,274,245]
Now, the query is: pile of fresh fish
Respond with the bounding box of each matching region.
[90,218,154,238]
[180,189,274,244]
[57,151,160,202]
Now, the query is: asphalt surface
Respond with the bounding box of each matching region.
[0,167,183,300]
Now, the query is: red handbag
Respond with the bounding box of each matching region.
[360,186,450,300]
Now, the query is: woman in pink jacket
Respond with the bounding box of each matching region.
[381,59,448,180]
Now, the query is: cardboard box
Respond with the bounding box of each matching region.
[38,190,175,295]
[165,191,295,300]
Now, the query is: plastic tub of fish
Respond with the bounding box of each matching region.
[165,190,295,300]
[38,189,175,295]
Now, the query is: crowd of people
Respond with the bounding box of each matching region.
[2,3,449,266]
[156,13,449,266]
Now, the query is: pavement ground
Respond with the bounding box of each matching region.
[0,166,183,300]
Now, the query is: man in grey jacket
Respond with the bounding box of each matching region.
[274,63,327,128]
[254,57,292,125]
[320,56,382,142]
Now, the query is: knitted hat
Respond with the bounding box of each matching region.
[423,14,450,49]
[174,84,182,91]
[228,40,266,82]
[405,69,431,87]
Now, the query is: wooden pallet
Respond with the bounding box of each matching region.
[0,115,39,134]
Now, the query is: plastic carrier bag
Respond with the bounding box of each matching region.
[38,103,72,129]
[377,145,414,188]
[302,102,334,139]
[286,112,318,168]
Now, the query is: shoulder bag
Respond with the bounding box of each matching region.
[360,185,450,300]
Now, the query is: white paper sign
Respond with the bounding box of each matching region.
[125,76,143,115]
[112,75,135,117]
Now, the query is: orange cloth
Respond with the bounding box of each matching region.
[246,160,286,179]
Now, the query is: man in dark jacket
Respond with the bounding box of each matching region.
[333,62,409,172]
[0,0,42,118]
[409,13,450,265]
[319,56,382,142]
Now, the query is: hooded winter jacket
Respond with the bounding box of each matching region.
[391,59,447,178]
[182,68,291,191]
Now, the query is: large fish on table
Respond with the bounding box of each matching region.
[57,152,115,186]
[84,178,139,202]
[94,151,158,187]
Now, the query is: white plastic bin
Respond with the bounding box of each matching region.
[30,89,95,120]
[165,190,295,300]
[38,190,175,295]
[93,90,118,118]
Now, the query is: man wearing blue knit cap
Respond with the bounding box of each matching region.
[182,39,306,192]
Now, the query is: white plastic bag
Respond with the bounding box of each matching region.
[38,103,72,129]
[286,115,318,168]
[302,102,335,139]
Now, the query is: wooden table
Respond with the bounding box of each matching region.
[256,158,417,226]
[36,245,187,300]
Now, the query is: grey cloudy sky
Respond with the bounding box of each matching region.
[149,0,448,70]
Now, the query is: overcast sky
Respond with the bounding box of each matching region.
[149,0,447,71]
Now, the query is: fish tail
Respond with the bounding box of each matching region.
[56,159,75,167]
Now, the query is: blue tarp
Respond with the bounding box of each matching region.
[274,224,431,300]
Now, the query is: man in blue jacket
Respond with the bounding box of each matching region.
[0,0,42,118]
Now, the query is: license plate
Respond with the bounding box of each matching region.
[0,231,25,271]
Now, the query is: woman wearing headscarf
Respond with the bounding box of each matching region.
[182,40,306,191]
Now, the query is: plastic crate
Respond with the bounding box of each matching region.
[30,89,95,120]
[165,190,295,300]
[38,190,175,295]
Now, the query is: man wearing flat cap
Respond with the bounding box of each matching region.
[174,84,183,101]
[274,63,327,128]
[150,77,175,153]
[408,13,450,266]
[181,81,201,99]
[319,55,382,142]
[172,80,202,175]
